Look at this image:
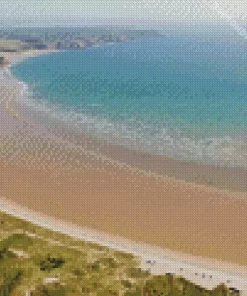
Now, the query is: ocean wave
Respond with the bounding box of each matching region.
[13,81,247,169]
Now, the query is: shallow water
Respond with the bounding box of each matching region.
[11,37,247,168]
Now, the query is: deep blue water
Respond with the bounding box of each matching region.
[11,37,247,167]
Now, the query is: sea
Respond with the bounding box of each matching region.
[10,36,247,168]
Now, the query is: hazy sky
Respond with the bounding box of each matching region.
[1,0,247,25]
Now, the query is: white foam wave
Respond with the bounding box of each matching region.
[8,74,247,169]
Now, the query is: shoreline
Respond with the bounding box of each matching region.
[0,49,247,290]
[5,50,247,194]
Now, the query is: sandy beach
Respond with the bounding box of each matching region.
[0,50,247,290]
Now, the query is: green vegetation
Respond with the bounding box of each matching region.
[0,40,30,52]
[0,211,240,295]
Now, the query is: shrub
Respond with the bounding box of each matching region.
[40,255,65,271]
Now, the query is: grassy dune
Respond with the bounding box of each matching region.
[0,211,240,296]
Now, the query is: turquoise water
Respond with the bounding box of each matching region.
[11,37,247,167]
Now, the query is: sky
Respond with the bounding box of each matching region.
[1,0,247,26]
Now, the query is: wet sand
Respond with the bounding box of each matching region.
[0,50,247,270]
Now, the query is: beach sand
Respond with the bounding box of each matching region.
[0,50,247,287]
